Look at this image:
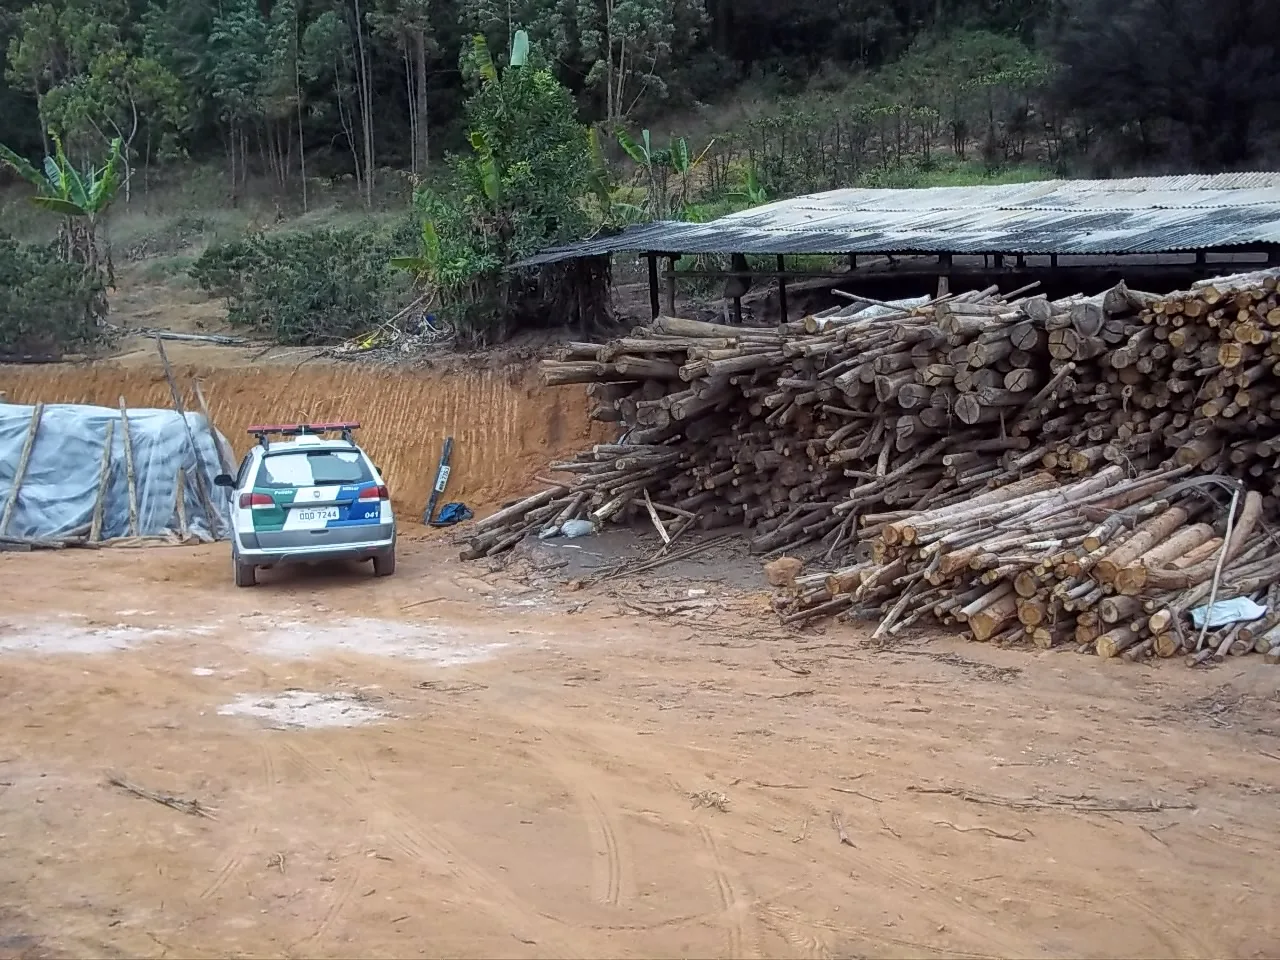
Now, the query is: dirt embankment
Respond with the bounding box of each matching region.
[0,360,607,518]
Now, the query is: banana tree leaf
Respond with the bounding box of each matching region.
[89,139,123,213]
[472,34,497,85]
[42,155,63,193]
[421,219,441,267]
[0,143,44,188]
[586,127,612,209]
[51,134,89,209]
[616,129,648,166]
[30,196,88,217]
[468,131,501,203]
[670,137,690,175]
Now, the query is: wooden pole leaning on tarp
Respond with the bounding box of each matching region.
[0,401,44,537]
[154,337,222,538]
[191,378,234,477]
[118,398,139,538]
[89,419,116,542]
[174,466,188,540]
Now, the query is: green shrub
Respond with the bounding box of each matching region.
[190,227,406,345]
[0,233,104,355]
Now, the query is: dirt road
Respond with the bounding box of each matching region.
[2,537,1279,959]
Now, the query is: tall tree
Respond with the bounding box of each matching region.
[370,0,434,174]
[1056,0,1279,169]
[5,0,183,196]
[208,0,267,200]
[577,0,708,128]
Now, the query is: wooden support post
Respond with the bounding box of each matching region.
[1016,254,1025,268]
[0,401,43,536]
[155,336,222,538]
[90,419,116,543]
[646,253,660,319]
[174,466,187,540]
[993,253,1004,269]
[776,254,788,322]
[118,398,139,538]
[1051,253,1059,269]
[849,253,857,271]
[733,296,743,325]
[666,255,677,316]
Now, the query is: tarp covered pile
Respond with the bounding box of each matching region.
[0,402,232,545]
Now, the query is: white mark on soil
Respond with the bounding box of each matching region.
[0,619,176,656]
[251,617,511,666]
[218,691,386,729]
[191,667,216,677]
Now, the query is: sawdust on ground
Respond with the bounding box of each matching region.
[2,537,1280,959]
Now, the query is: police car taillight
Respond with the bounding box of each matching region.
[239,492,276,509]
[358,485,389,501]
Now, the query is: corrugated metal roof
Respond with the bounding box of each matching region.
[514,173,1280,266]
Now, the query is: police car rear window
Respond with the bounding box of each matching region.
[256,450,372,488]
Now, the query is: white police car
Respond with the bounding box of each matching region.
[215,422,396,587]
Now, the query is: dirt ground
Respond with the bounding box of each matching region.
[2,533,1280,960]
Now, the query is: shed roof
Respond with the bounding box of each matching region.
[515,173,1280,267]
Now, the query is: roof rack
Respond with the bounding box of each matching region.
[247,421,360,449]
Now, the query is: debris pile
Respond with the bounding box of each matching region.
[468,268,1280,662]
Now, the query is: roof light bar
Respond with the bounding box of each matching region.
[247,421,361,449]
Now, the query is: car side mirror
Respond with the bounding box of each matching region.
[213,474,234,488]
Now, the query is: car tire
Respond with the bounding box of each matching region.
[233,550,257,587]
[372,549,396,578]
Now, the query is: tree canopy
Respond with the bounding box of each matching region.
[2,0,1276,203]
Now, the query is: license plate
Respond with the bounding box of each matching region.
[294,506,340,523]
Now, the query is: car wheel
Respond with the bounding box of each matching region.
[372,549,396,578]
[233,550,257,587]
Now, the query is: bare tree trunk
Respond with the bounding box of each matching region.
[294,7,307,213]
[604,0,617,128]
[352,0,375,208]
[403,48,417,175]
[336,85,361,194]
[413,28,429,171]
[227,126,239,205]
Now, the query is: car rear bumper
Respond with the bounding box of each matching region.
[235,524,395,566]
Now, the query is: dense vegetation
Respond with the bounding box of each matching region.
[0,0,1276,350]
[3,0,1276,196]
[0,232,105,354]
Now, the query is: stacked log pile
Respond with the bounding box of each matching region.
[781,467,1280,663]
[466,268,1280,662]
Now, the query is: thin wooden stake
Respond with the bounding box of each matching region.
[89,419,115,543]
[118,398,139,538]
[174,466,188,540]
[643,489,671,545]
[0,401,44,536]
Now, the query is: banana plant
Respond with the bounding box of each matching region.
[0,134,122,281]
[389,219,443,285]
[727,166,769,209]
[616,128,712,220]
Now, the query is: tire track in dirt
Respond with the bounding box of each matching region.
[290,817,372,951]
[278,738,590,958]
[197,741,274,902]
[529,725,631,909]
[697,823,759,959]
[536,726,1026,958]
[756,904,833,960]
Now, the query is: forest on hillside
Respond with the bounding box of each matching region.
[0,0,1277,355]
[1,0,1278,196]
